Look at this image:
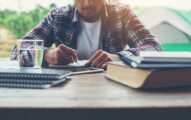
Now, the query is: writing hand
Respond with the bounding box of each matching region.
[45,44,78,65]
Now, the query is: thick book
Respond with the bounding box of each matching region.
[105,62,191,89]
[0,68,71,80]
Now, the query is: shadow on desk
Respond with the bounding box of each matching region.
[139,86,191,93]
[1,108,191,120]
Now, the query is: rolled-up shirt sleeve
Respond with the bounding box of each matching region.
[10,10,55,66]
[120,5,162,56]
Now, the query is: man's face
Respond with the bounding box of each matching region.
[75,0,104,21]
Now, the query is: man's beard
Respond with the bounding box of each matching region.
[80,14,101,23]
[78,7,103,23]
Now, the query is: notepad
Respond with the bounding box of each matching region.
[49,60,88,68]
[47,60,104,75]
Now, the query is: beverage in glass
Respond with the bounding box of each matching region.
[17,40,44,68]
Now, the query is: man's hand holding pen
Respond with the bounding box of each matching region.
[44,44,78,65]
[44,45,121,68]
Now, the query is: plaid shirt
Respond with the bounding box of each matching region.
[11,2,162,66]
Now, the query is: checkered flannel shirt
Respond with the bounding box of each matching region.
[10,2,162,66]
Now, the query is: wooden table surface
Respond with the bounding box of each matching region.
[1,73,191,120]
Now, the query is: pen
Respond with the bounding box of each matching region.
[75,60,80,65]
[57,37,79,65]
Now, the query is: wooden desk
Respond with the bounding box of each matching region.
[1,73,191,120]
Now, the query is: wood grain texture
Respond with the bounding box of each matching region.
[0,73,191,109]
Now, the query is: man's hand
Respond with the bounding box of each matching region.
[84,50,121,69]
[44,44,78,65]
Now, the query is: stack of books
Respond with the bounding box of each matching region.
[106,51,191,89]
[0,68,71,89]
[119,51,191,69]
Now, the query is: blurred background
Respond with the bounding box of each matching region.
[0,0,191,58]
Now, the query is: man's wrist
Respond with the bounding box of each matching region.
[117,51,134,57]
[42,47,51,66]
[110,53,122,61]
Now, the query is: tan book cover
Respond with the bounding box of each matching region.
[106,62,191,89]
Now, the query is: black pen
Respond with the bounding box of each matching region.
[57,37,79,65]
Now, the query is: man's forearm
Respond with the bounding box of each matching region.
[126,43,162,56]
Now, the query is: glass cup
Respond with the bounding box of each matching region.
[17,40,44,68]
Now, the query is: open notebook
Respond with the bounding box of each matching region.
[48,60,104,75]
[49,60,88,68]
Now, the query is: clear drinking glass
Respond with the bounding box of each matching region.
[17,40,44,68]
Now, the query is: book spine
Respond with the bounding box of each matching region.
[120,56,135,67]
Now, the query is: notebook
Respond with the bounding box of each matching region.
[0,78,67,89]
[0,68,71,89]
[49,60,88,68]
[0,68,71,80]
[48,60,104,75]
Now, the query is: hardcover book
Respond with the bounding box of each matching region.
[106,62,191,89]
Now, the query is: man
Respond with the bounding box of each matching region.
[11,0,162,69]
